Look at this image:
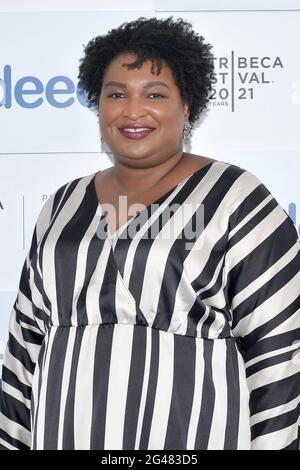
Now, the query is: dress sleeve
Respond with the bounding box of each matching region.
[0,194,55,450]
[223,171,300,450]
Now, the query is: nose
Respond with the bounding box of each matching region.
[122,97,147,120]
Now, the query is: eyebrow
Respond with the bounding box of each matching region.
[104,80,169,89]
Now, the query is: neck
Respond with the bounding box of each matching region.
[111,150,187,193]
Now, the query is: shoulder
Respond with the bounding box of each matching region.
[205,159,287,221]
[211,161,294,234]
[211,159,271,198]
[34,172,96,242]
[47,171,96,212]
[192,154,257,186]
[186,155,274,213]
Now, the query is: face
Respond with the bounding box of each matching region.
[98,52,190,169]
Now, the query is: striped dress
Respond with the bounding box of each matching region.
[0,160,299,450]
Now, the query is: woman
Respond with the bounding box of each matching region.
[0,16,299,450]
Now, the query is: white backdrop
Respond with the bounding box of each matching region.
[1,0,300,375]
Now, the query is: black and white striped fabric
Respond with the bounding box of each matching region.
[0,160,299,450]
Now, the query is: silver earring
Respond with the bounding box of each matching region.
[183,121,192,145]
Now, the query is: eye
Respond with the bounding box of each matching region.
[148,93,164,99]
[107,92,165,99]
[108,92,124,98]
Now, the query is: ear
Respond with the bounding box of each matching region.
[183,101,190,121]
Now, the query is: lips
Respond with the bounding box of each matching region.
[118,124,155,130]
[118,127,155,140]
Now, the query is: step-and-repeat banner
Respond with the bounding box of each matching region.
[1,1,300,374]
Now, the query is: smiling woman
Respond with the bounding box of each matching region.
[97,52,191,161]
[75,16,217,236]
[0,16,299,451]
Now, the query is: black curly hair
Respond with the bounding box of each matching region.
[77,16,215,130]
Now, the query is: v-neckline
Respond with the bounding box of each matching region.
[91,160,216,238]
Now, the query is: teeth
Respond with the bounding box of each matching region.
[122,128,151,132]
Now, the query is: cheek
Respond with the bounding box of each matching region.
[160,110,184,136]
[99,110,120,131]
[152,105,183,124]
